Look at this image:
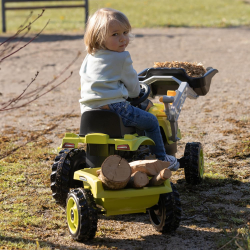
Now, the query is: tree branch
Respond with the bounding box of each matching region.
[0,19,50,64]
[0,51,81,111]
[0,10,45,47]
[0,72,39,110]
[0,111,75,160]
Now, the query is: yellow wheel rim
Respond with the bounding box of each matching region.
[67,197,79,234]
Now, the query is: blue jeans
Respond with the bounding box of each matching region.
[108,101,166,160]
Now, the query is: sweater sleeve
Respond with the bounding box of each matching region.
[120,53,140,98]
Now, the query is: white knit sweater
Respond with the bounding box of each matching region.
[79,50,140,113]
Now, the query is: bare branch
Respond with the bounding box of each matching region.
[17,11,34,31]
[0,11,33,54]
[218,232,239,250]
[0,10,45,47]
[0,72,39,110]
[2,72,73,111]
[0,111,75,160]
[16,51,81,101]
[0,27,32,59]
[234,240,245,250]
[0,9,81,113]
[0,19,50,64]
[0,51,81,111]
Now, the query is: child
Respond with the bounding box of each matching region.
[79,8,179,171]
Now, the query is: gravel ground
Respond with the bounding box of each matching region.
[1,27,250,250]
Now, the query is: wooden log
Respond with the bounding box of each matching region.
[98,155,131,190]
[127,171,149,189]
[148,168,172,186]
[96,169,101,176]
[129,159,170,177]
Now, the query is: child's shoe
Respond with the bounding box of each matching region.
[164,155,180,171]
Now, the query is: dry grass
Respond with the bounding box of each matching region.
[0,114,249,249]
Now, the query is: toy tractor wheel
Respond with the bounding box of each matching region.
[184,142,204,185]
[50,148,86,207]
[66,188,98,241]
[148,183,181,233]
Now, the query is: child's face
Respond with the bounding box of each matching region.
[104,20,130,52]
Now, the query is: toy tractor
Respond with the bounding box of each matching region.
[50,67,218,241]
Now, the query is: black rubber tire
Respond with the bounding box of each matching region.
[50,148,86,207]
[66,188,98,241]
[184,142,204,185]
[148,183,181,233]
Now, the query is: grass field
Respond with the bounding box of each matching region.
[1,0,250,33]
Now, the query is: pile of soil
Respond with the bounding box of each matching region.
[153,61,207,77]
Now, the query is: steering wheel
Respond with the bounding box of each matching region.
[129,83,151,107]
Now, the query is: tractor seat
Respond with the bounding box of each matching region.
[79,110,136,138]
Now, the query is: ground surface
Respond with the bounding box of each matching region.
[0,27,250,249]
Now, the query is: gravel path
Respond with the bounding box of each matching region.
[1,27,250,250]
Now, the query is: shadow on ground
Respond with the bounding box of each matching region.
[0,226,219,250]
[0,31,188,44]
[0,34,84,43]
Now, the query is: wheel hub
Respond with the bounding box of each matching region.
[67,197,79,234]
[70,209,74,221]
[154,209,161,217]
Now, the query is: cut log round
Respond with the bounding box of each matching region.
[98,155,131,190]
[148,168,172,186]
[127,171,149,189]
[129,159,170,176]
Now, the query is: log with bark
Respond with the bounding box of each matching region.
[148,168,172,186]
[96,169,101,176]
[98,155,131,190]
[127,171,149,189]
[97,156,172,190]
[129,159,170,176]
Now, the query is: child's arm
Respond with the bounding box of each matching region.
[121,54,140,98]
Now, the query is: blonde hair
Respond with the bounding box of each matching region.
[84,8,131,54]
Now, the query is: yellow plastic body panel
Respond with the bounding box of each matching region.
[58,102,181,152]
[86,133,109,144]
[59,133,155,152]
[148,103,182,143]
[74,168,172,216]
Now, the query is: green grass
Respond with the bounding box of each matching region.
[1,0,250,33]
